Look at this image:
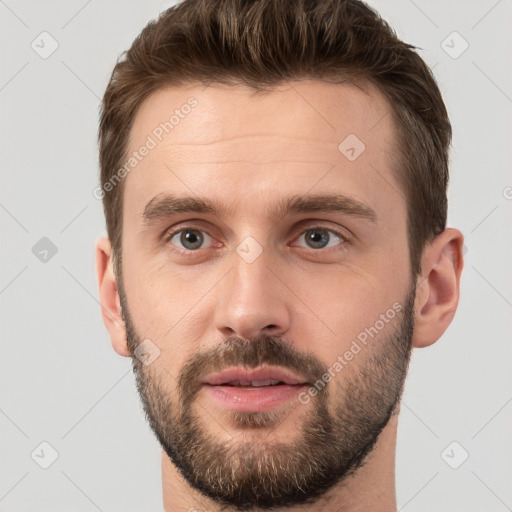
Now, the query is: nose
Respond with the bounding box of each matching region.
[213,244,291,340]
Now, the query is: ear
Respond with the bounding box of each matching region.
[412,228,464,349]
[95,236,130,357]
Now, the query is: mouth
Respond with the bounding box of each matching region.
[216,379,287,387]
[201,366,310,388]
[200,367,310,413]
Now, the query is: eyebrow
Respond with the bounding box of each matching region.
[142,192,377,225]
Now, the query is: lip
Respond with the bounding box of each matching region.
[201,366,309,386]
[202,383,309,413]
[200,366,310,413]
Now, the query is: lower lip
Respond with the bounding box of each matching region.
[202,384,308,412]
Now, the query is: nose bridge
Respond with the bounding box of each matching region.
[213,235,290,338]
[232,240,272,301]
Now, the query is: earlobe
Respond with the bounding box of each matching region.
[412,228,464,349]
[95,236,131,357]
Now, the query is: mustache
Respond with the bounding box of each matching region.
[177,334,328,408]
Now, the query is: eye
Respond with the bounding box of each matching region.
[165,225,348,258]
[166,228,215,254]
[293,227,346,250]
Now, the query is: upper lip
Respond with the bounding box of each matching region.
[201,366,310,386]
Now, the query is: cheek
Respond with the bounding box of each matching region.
[290,263,406,365]
[122,255,217,361]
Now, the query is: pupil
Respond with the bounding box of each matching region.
[307,229,328,249]
[181,229,202,249]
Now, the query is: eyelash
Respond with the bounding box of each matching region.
[164,225,350,257]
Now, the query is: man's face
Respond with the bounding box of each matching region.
[118,81,416,510]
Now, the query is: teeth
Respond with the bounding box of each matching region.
[252,379,281,386]
[227,379,282,386]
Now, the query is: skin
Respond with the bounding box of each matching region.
[96,80,464,511]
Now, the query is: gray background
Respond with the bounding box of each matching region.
[1,0,511,510]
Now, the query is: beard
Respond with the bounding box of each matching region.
[118,276,416,511]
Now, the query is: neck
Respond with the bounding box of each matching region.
[162,413,399,512]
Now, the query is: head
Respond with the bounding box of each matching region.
[96,0,464,510]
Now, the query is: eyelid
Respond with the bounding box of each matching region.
[291,221,352,242]
[164,226,218,252]
[290,226,349,255]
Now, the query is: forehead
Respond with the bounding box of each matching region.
[123,80,401,224]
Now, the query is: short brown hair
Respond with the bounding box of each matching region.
[99,0,451,278]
